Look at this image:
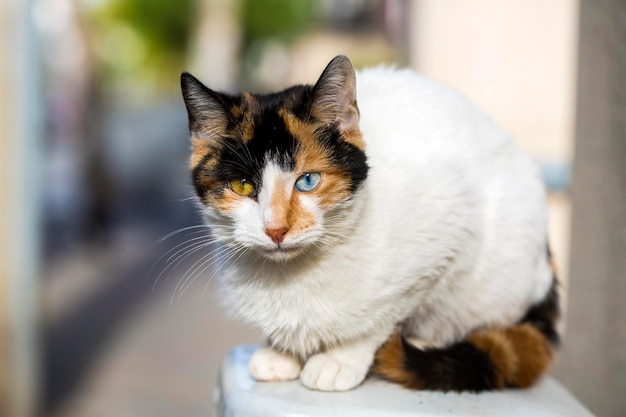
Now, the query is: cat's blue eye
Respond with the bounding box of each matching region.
[295,172,321,192]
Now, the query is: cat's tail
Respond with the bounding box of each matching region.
[373,268,560,392]
[372,323,554,392]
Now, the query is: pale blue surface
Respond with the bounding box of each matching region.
[215,345,594,417]
[540,161,571,191]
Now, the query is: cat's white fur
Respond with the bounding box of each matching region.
[204,66,552,391]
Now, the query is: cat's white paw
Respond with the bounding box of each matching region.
[300,353,368,391]
[249,347,301,382]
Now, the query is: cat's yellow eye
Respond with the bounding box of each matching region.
[229,178,256,197]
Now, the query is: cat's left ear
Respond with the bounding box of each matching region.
[180,72,230,140]
[310,55,359,135]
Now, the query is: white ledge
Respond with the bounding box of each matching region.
[215,345,594,417]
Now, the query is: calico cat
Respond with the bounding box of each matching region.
[180,55,560,392]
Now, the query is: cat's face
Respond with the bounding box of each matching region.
[181,56,368,262]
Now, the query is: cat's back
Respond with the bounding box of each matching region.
[352,66,552,335]
[354,65,540,208]
[355,65,509,159]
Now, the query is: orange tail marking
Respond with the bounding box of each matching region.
[372,332,424,389]
[373,324,553,391]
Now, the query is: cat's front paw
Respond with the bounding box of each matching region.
[249,346,301,382]
[300,352,368,391]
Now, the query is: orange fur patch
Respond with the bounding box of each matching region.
[240,93,257,143]
[280,107,365,153]
[280,109,354,208]
[268,177,289,229]
[241,116,255,143]
[504,324,553,387]
[288,194,316,235]
[469,325,552,388]
[230,104,243,119]
[280,109,331,173]
[341,122,366,151]
[467,329,517,389]
[373,332,425,389]
[314,172,352,208]
[266,176,316,238]
[214,188,241,212]
[189,138,216,171]
[280,108,317,141]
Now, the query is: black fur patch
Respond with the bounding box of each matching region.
[191,153,217,201]
[401,338,499,392]
[518,277,560,346]
[516,244,560,345]
[316,127,369,192]
[216,109,298,188]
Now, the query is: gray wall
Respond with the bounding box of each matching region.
[556,0,626,416]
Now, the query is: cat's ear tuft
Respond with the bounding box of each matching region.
[311,55,359,134]
[180,72,229,140]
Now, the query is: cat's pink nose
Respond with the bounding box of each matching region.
[265,227,289,244]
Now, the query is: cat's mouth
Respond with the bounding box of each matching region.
[259,245,304,262]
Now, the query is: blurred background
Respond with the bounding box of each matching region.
[1,0,624,416]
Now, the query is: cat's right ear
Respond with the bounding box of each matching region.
[310,55,359,134]
[180,72,229,140]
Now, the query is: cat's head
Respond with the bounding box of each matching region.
[180,55,368,262]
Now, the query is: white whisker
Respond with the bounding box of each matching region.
[152,239,216,291]
[165,235,218,263]
[200,245,250,298]
[149,232,214,290]
[171,245,233,303]
[150,225,211,247]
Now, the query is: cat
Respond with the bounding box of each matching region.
[180,55,560,392]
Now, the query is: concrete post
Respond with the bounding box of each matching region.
[0,0,43,415]
[556,0,626,416]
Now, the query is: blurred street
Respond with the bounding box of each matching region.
[39,97,262,416]
[47,247,261,417]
